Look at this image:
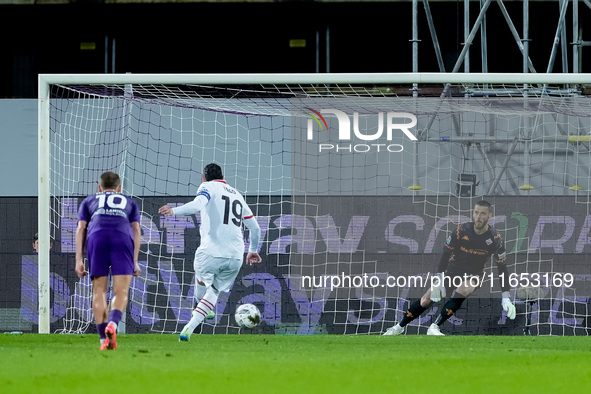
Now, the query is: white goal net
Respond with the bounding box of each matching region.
[38,73,591,336]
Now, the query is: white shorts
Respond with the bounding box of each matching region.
[194,251,242,293]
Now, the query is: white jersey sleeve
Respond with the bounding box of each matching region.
[171,190,209,216]
[243,216,261,253]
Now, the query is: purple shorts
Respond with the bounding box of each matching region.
[86,230,134,278]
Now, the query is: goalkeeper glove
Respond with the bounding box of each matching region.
[430,273,446,303]
[501,291,516,320]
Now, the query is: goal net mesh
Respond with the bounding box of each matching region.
[47,79,591,335]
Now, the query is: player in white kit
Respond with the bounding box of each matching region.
[158,163,261,341]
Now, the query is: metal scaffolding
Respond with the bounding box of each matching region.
[410,0,591,75]
[406,0,591,195]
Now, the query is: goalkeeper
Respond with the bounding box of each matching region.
[383,200,515,336]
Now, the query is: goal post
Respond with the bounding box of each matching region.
[38,73,591,335]
[37,76,51,334]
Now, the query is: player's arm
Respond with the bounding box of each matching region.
[131,221,141,276]
[437,224,460,272]
[243,215,262,265]
[436,247,453,273]
[75,220,87,279]
[431,227,459,302]
[430,248,453,302]
[159,189,209,216]
[495,238,515,319]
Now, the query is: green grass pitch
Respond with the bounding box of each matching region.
[1,334,590,393]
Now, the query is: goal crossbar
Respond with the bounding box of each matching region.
[39,72,591,87]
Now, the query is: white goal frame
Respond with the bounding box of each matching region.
[37,72,591,333]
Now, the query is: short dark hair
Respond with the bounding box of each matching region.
[203,163,223,182]
[475,200,492,211]
[100,172,121,190]
[33,233,38,242]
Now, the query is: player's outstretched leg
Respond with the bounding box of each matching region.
[427,296,466,336]
[383,299,428,335]
[188,281,215,326]
[193,303,215,320]
[179,287,218,342]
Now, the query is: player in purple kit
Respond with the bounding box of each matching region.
[75,172,141,350]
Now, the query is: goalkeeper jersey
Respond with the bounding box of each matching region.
[443,222,506,276]
[173,180,257,260]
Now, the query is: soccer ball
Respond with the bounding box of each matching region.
[234,303,261,329]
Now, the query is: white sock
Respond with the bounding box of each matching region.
[194,282,207,307]
[185,287,218,332]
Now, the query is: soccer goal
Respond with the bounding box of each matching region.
[38,73,591,336]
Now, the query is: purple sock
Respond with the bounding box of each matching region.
[97,322,108,340]
[108,309,123,326]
